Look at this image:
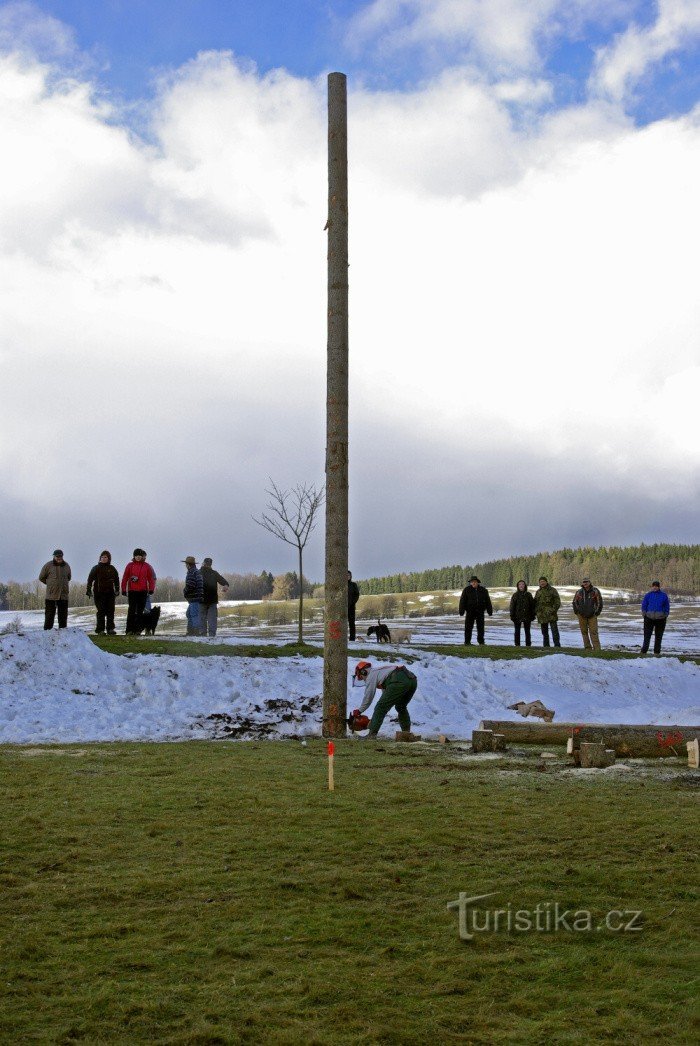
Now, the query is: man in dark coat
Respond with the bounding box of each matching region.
[509,580,535,647]
[200,557,230,637]
[459,575,493,645]
[347,570,360,641]
[182,556,204,635]
[39,549,71,630]
[86,551,120,635]
[572,577,603,650]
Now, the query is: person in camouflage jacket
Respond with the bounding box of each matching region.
[533,576,561,648]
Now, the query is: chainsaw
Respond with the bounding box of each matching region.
[347,708,370,732]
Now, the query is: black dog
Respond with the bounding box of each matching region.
[367,621,391,643]
[140,605,161,636]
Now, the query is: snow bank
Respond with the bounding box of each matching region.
[0,630,698,744]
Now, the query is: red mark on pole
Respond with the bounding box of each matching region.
[328,742,335,756]
[329,620,342,640]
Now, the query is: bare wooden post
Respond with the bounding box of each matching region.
[323,72,349,738]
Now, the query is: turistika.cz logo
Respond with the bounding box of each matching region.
[447,892,643,941]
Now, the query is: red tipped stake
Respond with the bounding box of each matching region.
[328,741,335,790]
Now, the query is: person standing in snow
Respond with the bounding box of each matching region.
[347,570,360,641]
[121,548,156,635]
[641,581,670,657]
[458,575,493,645]
[533,576,562,648]
[86,551,120,635]
[572,577,603,651]
[39,549,71,630]
[200,557,229,637]
[182,556,204,635]
[352,660,419,739]
[509,580,535,647]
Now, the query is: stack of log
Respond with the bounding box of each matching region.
[471,729,507,753]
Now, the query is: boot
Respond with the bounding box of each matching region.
[395,730,421,742]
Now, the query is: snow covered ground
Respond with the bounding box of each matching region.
[2,589,697,653]
[0,629,698,744]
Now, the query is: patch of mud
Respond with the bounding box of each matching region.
[196,694,322,739]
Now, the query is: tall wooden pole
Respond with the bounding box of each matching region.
[323,72,349,738]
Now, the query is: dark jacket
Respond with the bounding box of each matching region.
[573,586,603,619]
[348,580,360,609]
[184,567,204,603]
[201,566,228,605]
[459,584,493,616]
[509,585,535,623]
[87,561,119,597]
[533,583,561,624]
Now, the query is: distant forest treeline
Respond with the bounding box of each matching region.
[357,544,700,596]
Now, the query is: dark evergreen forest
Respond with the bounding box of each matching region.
[357,544,700,596]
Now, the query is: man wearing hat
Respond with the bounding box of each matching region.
[182,557,204,635]
[641,581,670,656]
[39,549,71,630]
[200,558,230,637]
[572,578,603,650]
[458,575,494,645]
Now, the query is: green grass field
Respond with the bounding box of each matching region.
[90,634,700,665]
[1,740,698,1043]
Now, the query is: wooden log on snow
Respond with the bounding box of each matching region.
[480,721,583,745]
[570,724,700,758]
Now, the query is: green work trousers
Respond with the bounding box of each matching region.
[368,669,418,734]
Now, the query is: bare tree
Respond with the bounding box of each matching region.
[253,480,325,644]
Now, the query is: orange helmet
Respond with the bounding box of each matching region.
[353,660,372,682]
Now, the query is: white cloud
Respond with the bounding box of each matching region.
[591,0,700,102]
[346,0,630,74]
[0,26,698,579]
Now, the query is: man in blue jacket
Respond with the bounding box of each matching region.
[641,581,670,656]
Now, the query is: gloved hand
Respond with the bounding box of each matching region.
[86,592,91,600]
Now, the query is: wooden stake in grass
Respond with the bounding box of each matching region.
[328,741,335,791]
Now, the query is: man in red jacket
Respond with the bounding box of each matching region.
[121,548,156,635]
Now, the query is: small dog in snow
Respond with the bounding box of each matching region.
[367,621,391,643]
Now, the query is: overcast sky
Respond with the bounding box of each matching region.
[1,0,698,583]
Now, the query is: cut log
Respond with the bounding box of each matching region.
[480,721,583,745]
[471,729,494,753]
[687,738,699,769]
[569,725,700,759]
[579,743,616,769]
